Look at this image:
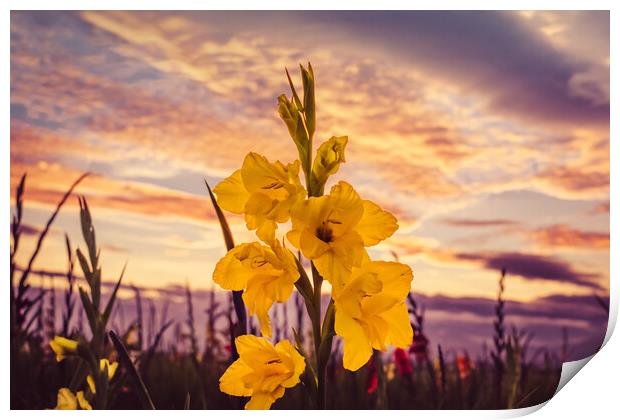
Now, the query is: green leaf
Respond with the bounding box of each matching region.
[294,112,311,175]
[76,248,91,284]
[204,179,235,251]
[109,330,156,409]
[293,256,317,323]
[301,63,316,139]
[204,179,247,341]
[285,67,303,110]
[277,94,298,140]
[79,197,97,268]
[292,327,318,396]
[102,263,126,328]
[78,286,96,332]
[318,299,335,368]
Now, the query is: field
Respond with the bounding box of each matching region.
[10,173,565,410]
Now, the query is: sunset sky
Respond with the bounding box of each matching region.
[10,11,610,357]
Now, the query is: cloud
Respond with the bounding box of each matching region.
[388,235,604,290]
[455,251,603,290]
[591,201,609,214]
[9,11,609,305]
[9,160,229,226]
[534,165,609,199]
[18,223,44,237]
[440,218,519,228]
[416,292,608,327]
[284,11,609,128]
[528,224,609,250]
[11,11,610,206]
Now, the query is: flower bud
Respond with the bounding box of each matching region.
[310,136,348,195]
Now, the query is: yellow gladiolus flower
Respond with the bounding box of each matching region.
[49,336,79,362]
[87,358,118,394]
[213,152,306,242]
[219,335,305,410]
[53,388,92,410]
[213,241,298,337]
[334,261,413,371]
[287,181,397,291]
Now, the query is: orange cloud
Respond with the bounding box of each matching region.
[529,224,609,250]
[440,218,518,228]
[9,160,230,226]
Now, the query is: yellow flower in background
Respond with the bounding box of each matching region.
[287,181,398,291]
[49,336,78,362]
[87,358,118,394]
[334,261,413,371]
[53,388,92,410]
[213,152,306,242]
[219,335,305,410]
[213,241,299,337]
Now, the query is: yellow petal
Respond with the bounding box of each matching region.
[242,281,275,338]
[316,232,365,289]
[212,244,256,291]
[364,313,390,351]
[336,271,382,317]
[213,169,250,214]
[299,228,330,259]
[331,231,366,268]
[241,153,283,195]
[244,192,274,222]
[327,181,364,236]
[76,391,92,410]
[356,200,398,246]
[382,302,414,349]
[286,228,302,249]
[275,340,306,388]
[335,308,373,371]
[369,261,413,300]
[99,359,118,380]
[50,336,78,362]
[87,375,96,394]
[255,219,277,243]
[289,195,332,235]
[55,388,78,410]
[270,240,299,279]
[245,392,275,410]
[219,359,254,397]
[235,335,280,369]
[312,252,348,290]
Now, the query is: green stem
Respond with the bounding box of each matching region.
[310,263,330,409]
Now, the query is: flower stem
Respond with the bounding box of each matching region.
[310,263,329,409]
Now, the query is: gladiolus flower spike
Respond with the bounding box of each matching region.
[213,63,414,409]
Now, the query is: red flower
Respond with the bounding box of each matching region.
[366,356,378,394]
[394,348,413,376]
[456,353,473,380]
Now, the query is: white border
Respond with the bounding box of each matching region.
[3,2,617,419]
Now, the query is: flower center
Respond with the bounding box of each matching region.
[251,258,269,268]
[316,222,333,243]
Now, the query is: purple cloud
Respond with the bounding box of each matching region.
[455,251,603,290]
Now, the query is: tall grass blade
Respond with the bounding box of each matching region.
[17,172,89,292]
[102,263,127,327]
[109,330,156,410]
